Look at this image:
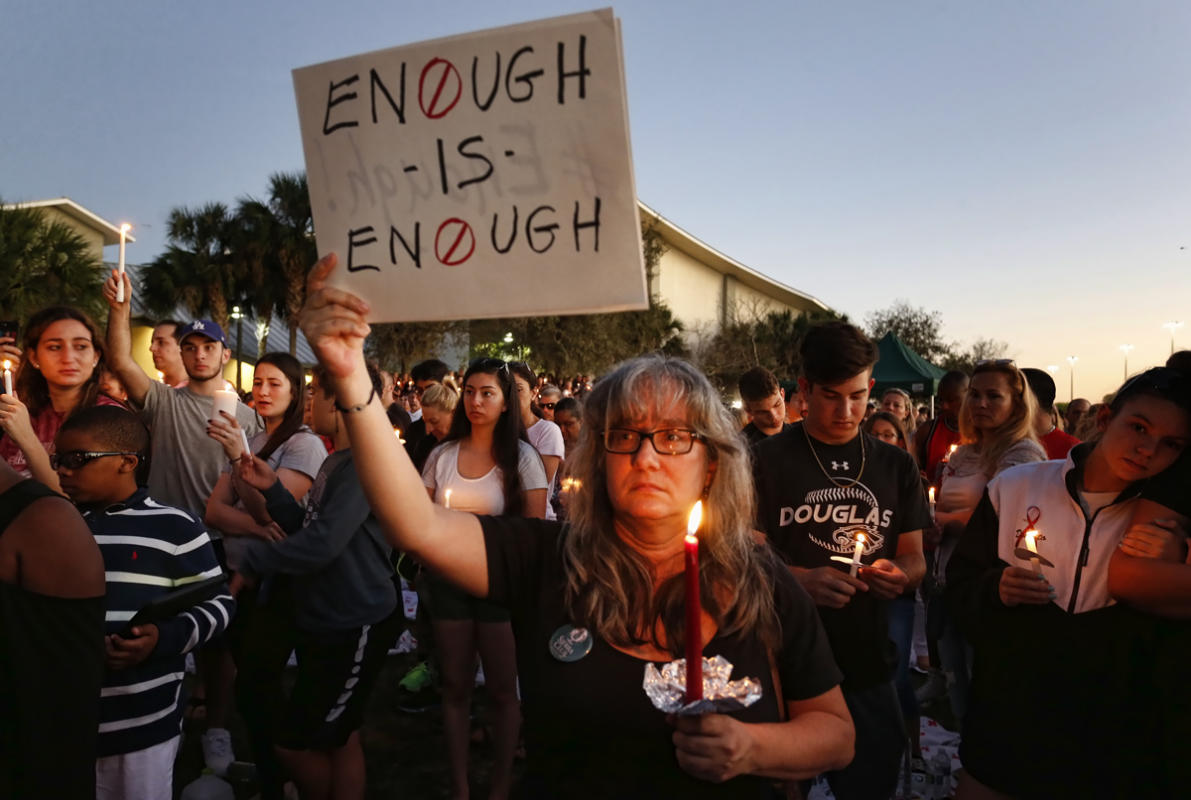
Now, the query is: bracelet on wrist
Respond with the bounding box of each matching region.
[334,386,377,414]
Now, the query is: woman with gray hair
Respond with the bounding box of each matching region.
[294,254,854,798]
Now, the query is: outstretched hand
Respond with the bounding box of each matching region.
[235,452,279,492]
[298,253,372,379]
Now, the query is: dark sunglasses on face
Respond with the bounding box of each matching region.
[540,402,557,410]
[51,450,139,470]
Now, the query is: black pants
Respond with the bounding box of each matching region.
[231,579,298,800]
[825,681,904,800]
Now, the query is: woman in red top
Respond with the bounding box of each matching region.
[0,306,121,492]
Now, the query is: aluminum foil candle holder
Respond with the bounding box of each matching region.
[643,655,761,716]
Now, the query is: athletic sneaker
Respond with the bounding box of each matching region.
[395,660,440,713]
[201,727,235,776]
[914,668,948,705]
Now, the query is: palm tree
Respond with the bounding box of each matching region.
[139,203,239,331]
[0,201,105,323]
[235,173,316,355]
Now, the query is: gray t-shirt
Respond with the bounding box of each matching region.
[137,380,261,523]
[219,427,328,569]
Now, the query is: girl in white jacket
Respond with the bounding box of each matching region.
[946,366,1191,799]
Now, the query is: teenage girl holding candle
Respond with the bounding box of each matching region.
[292,253,853,798]
[945,367,1191,799]
[420,357,546,800]
[0,306,123,492]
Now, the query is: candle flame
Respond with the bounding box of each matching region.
[1025,529,1038,546]
[928,486,936,502]
[687,500,703,537]
[2,360,9,371]
[949,444,958,455]
[856,532,866,544]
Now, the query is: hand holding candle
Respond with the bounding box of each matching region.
[850,532,866,577]
[684,500,703,703]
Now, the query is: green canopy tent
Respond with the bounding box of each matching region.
[871,331,946,400]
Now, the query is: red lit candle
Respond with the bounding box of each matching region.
[684,501,703,703]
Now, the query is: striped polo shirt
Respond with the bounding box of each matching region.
[84,489,235,757]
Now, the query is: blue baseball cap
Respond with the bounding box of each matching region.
[176,319,227,346]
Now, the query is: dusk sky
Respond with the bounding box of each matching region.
[4,1,1188,400]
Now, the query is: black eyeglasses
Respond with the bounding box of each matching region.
[603,428,703,456]
[51,450,139,470]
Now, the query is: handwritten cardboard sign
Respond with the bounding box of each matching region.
[292,8,646,323]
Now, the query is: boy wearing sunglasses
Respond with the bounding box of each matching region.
[53,406,234,800]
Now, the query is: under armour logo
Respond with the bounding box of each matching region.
[191,320,206,330]
[831,460,849,471]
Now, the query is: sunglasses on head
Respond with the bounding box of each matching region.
[51,450,139,470]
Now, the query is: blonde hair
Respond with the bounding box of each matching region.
[561,356,780,654]
[421,381,458,414]
[959,363,1040,477]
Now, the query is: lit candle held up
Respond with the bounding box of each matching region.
[116,223,131,303]
[2,360,11,396]
[850,532,866,577]
[156,370,165,383]
[928,486,936,520]
[944,444,958,463]
[684,501,703,703]
[444,489,452,509]
[395,428,406,445]
[1024,529,1044,575]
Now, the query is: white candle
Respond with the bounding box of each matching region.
[2,360,11,396]
[116,223,131,303]
[444,488,452,509]
[850,532,866,577]
[1024,529,1044,575]
[238,428,252,459]
[211,389,238,422]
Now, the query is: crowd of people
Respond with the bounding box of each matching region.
[0,252,1188,800]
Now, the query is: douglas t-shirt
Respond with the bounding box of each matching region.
[752,422,931,689]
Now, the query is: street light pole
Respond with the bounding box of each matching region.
[1119,344,1134,381]
[1066,355,1078,402]
[231,306,244,392]
[1163,321,1184,355]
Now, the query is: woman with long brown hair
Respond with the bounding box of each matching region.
[0,306,122,491]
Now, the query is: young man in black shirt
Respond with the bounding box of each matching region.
[738,366,791,445]
[753,321,929,799]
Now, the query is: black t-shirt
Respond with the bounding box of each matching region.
[480,515,842,800]
[752,423,931,690]
[0,481,105,799]
[741,421,791,447]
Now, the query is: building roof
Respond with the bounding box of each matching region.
[638,201,830,314]
[5,198,135,246]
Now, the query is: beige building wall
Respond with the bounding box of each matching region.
[38,207,107,262]
[654,246,723,336]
